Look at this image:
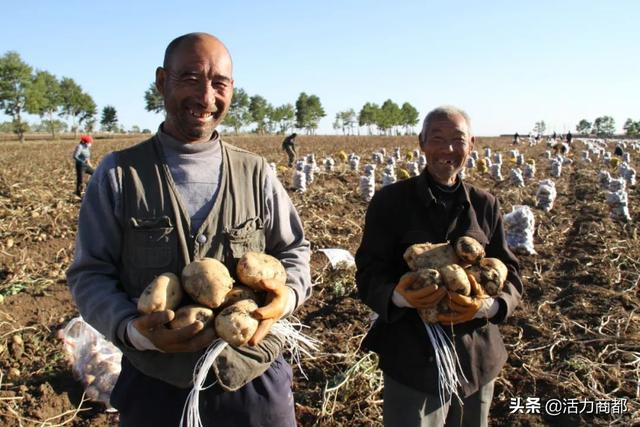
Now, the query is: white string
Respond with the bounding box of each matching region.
[180,318,319,427]
[423,322,467,412]
[180,339,227,427]
[271,318,321,379]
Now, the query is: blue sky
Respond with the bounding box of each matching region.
[1,0,638,136]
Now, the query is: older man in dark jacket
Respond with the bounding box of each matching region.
[356,106,523,427]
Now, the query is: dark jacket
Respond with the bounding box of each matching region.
[355,170,523,397]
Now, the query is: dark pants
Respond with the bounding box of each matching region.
[75,162,95,196]
[383,373,495,427]
[284,147,296,167]
[111,355,296,427]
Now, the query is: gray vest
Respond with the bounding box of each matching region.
[114,136,267,387]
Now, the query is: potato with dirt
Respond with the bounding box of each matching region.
[215,299,259,346]
[168,305,215,329]
[454,236,485,265]
[221,285,258,308]
[182,258,234,309]
[236,252,287,289]
[439,264,471,296]
[404,242,459,270]
[465,257,508,296]
[137,273,183,314]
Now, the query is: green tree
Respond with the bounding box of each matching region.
[593,116,615,136]
[223,88,251,134]
[0,51,33,143]
[533,120,546,135]
[377,99,401,135]
[33,119,67,133]
[249,95,272,134]
[60,78,96,137]
[100,105,119,132]
[333,109,357,135]
[358,102,379,135]
[270,103,296,134]
[26,70,61,138]
[400,102,419,135]
[576,119,592,135]
[144,82,164,113]
[130,125,141,133]
[622,118,640,136]
[295,92,325,134]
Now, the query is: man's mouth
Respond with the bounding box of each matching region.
[438,159,457,166]
[188,109,214,120]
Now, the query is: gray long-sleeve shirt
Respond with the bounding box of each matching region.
[66,127,311,346]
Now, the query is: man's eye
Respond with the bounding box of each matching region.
[181,75,199,83]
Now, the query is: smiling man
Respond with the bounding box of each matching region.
[356,106,523,426]
[67,33,311,426]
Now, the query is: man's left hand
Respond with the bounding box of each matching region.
[248,278,289,346]
[437,293,496,325]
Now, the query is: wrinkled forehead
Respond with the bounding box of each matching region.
[423,113,470,136]
[165,36,233,74]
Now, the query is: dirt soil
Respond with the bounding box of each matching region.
[0,135,638,426]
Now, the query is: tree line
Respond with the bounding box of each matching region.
[0,51,96,142]
[0,51,137,142]
[532,116,635,138]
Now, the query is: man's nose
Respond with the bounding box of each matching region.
[196,81,217,110]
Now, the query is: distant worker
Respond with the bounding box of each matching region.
[614,145,624,157]
[282,133,297,167]
[513,132,520,145]
[566,131,573,145]
[72,135,95,196]
[552,131,557,141]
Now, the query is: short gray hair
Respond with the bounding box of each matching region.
[419,106,472,146]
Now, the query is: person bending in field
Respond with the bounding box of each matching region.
[356,106,524,427]
[72,135,95,197]
[282,133,297,167]
[67,33,311,427]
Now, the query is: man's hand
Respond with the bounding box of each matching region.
[132,310,217,353]
[395,272,446,309]
[437,293,496,325]
[248,278,289,346]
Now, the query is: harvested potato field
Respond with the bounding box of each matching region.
[0,134,638,426]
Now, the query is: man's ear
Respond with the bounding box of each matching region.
[418,132,425,149]
[155,67,165,96]
[470,136,475,149]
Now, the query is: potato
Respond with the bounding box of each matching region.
[215,299,259,346]
[407,268,441,290]
[169,305,215,329]
[404,242,459,271]
[455,236,485,265]
[439,264,471,296]
[221,285,258,308]
[137,273,183,314]
[466,258,508,296]
[182,258,234,309]
[236,252,287,290]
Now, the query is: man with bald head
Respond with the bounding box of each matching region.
[356,106,523,426]
[67,33,310,426]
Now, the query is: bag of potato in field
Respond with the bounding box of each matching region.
[59,317,121,410]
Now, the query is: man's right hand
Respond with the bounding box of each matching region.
[394,272,446,309]
[132,310,217,353]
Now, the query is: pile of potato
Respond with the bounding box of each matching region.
[60,317,122,405]
[403,236,508,323]
[138,252,286,346]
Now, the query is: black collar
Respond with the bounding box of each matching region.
[416,169,471,210]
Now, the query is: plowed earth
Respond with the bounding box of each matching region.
[0,135,638,426]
